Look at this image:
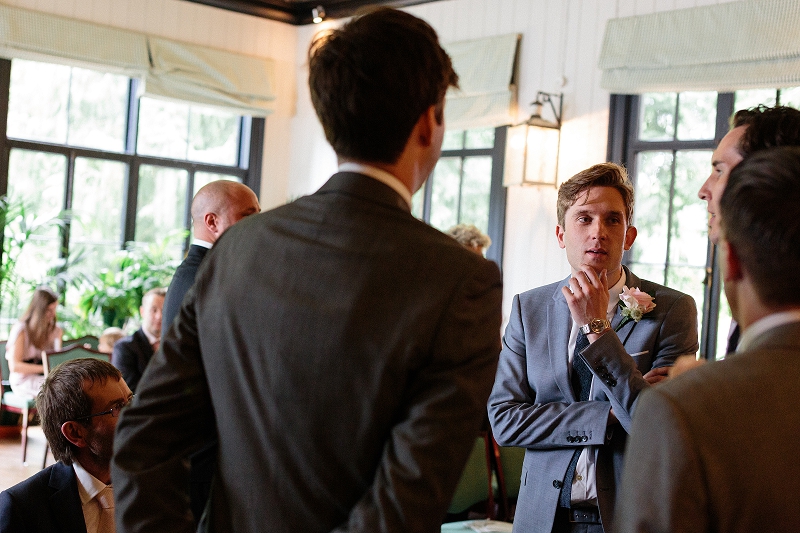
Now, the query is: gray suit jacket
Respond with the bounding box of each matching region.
[112,172,503,533]
[488,267,698,533]
[616,320,800,533]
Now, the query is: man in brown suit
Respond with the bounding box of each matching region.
[617,147,800,532]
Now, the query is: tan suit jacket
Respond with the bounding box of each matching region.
[616,320,800,533]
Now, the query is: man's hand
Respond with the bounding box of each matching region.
[642,366,670,385]
[562,268,610,340]
[668,354,705,379]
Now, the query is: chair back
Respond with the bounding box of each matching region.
[45,345,111,375]
[498,446,525,499]
[0,340,9,392]
[448,434,494,516]
[62,335,100,351]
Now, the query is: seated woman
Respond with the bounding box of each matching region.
[4,286,63,398]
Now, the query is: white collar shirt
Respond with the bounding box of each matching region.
[337,162,412,211]
[737,309,800,352]
[192,238,213,249]
[73,460,112,533]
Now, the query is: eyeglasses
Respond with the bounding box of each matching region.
[74,394,134,422]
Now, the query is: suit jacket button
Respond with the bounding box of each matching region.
[567,436,574,443]
[582,436,588,442]
[553,480,563,489]
[608,379,617,387]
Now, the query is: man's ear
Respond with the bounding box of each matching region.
[61,421,88,449]
[204,212,221,236]
[555,225,566,249]
[721,239,744,283]
[415,105,436,148]
[624,225,637,250]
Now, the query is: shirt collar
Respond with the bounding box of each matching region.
[737,309,800,352]
[191,238,213,249]
[337,162,412,210]
[73,460,109,505]
[141,327,159,347]
[607,269,627,315]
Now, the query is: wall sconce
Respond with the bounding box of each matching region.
[312,5,326,23]
[504,91,563,187]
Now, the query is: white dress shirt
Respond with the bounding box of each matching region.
[73,460,114,533]
[566,270,626,505]
[338,162,412,210]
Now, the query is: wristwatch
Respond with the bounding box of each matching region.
[580,318,611,335]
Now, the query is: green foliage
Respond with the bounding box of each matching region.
[77,233,183,330]
[0,196,65,318]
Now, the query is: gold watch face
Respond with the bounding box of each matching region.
[589,318,609,333]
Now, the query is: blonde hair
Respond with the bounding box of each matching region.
[446,224,491,250]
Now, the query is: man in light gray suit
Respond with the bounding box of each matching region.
[112,8,503,533]
[489,163,698,533]
[617,147,800,532]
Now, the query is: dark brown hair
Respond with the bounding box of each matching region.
[731,105,800,157]
[37,358,122,465]
[21,286,59,349]
[557,163,634,227]
[721,147,800,306]
[308,7,458,164]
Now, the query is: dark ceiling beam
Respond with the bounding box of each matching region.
[183,0,442,25]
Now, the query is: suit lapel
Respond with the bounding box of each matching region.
[611,266,641,344]
[550,277,576,401]
[48,462,88,533]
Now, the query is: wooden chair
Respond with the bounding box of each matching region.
[44,345,111,375]
[61,335,100,351]
[0,340,39,465]
[492,443,525,522]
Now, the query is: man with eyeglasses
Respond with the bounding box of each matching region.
[0,358,132,533]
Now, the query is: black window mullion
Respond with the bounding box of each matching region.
[123,160,139,247]
[662,151,677,287]
[0,59,10,199]
[485,126,507,268]
[61,151,76,264]
[125,79,140,154]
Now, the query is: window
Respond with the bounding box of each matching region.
[609,88,800,360]
[0,57,264,326]
[412,126,507,266]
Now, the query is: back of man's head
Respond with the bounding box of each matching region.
[191,180,259,242]
[732,105,800,157]
[38,358,122,465]
[721,146,800,307]
[308,7,458,164]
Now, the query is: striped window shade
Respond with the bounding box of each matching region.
[444,33,521,130]
[599,0,800,94]
[0,4,276,116]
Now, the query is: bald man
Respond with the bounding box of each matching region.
[159,180,258,525]
[161,180,259,336]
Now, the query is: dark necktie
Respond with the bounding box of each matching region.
[559,331,592,508]
[726,322,740,355]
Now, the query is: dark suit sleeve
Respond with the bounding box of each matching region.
[333,259,503,533]
[0,490,23,533]
[488,294,611,449]
[112,285,213,533]
[580,292,698,431]
[112,337,143,392]
[615,387,708,533]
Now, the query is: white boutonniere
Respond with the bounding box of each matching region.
[615,286,656,331]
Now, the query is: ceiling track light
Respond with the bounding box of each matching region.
[312,5,326,23]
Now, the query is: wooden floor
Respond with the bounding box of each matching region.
[0,424,55,491]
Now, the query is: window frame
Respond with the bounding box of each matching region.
[0,58,264,262]
[607,92,735,360]
[417,126,507,267]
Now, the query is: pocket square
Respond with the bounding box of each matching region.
[629,350,649,357]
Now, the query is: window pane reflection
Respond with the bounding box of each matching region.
[460,156,492,232]
[8,59,70,144]
[670,150,711,267]
[71,158,126,279]
[135,165,188,260]
[639,93,676,141]
[631,151,672,272]
[67,68,128,152]
[464,128,495,149]
[137,98,190,160]
[734,89,776,111]
[676,92,717,141]
[429,157,461,231]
